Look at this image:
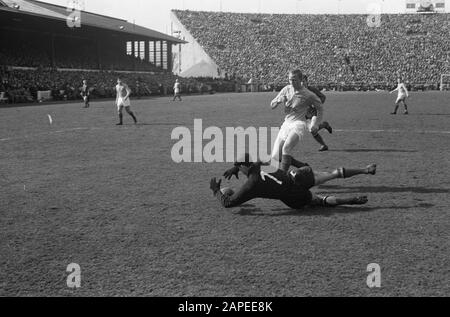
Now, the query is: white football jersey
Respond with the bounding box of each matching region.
[273,85,323,123]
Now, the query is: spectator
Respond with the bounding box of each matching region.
[174,10,450,88]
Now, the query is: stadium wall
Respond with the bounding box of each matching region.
[170,11,222,78]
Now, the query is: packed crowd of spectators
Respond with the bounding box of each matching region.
[0,66,235,103]
[0,67,159,101]
[174,10,450,88]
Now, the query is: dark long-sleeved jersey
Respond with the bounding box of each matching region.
[214,164,313,210]
[305,86,326,120]
[307,86,326,104]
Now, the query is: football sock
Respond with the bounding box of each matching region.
[129,112,137,123]
[280,155,292,172]
[320,122,333,134]
[323,196,367,206]
[338,168,369,179]
[118,113,123,124]
[313,133,327,147]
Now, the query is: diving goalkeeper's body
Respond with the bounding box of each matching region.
[210,155,377,210]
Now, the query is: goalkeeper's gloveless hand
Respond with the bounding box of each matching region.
[210,178,222,195]
[223,166,240,180]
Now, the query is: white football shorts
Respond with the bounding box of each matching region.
[278,119,311,141]
[396,94,407,103]
[117,97,131,110]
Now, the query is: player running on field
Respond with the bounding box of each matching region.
[303,75,333,152]
[173,79,182,101]
[270,69,324,172]
[115,78,137,125]
[210,154,377,209]
[390,78,409,115]
[80,79,90,108]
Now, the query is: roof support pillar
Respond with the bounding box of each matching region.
[50,33,55,68]
[97,40,101,70]
[153,40,157,67]
[144,40,148,63]
[160,40,163,70]
[167,43,173,73]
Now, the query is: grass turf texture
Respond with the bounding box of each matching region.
[0,91,449,296]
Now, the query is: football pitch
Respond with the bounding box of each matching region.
[0,91,449,296]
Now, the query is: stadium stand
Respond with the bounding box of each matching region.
[0,1,237,103]
[3,2,448,104]
[173,10,450,90]
[0,0,200,103]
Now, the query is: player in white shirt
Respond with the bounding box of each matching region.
[173,79,182,101]
[270,69,324,172]
[115,78,137,125]
[390,78,409,115]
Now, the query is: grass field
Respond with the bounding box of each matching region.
[0,91,449,297]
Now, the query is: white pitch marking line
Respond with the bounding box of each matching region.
[47,114,53,125]
[1,127,449,143]
[0,127,94,142]
[425,131,450,134]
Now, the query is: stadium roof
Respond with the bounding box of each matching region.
[0,0,186,43]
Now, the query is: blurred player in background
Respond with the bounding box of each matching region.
[80,79,90,108]
[270,70,323,172]
[210,154,376,210]
[173,79,182,101]
[303,75,333,151]
[390,78,409,115]
[115,78,137,125]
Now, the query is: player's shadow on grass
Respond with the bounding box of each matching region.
[237,206,375,217]
[317,185,449,194]
[409,113,450,116]
[236,204,374,217]
[237,203,435,217]
[328,149,417,153]
[276,206,378,217]
[237,204,264,216]
[270,203,435,217]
